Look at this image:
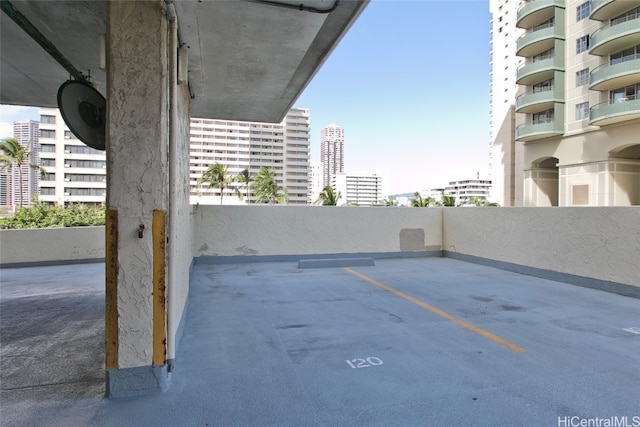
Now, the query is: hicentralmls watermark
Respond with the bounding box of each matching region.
[558,416,640,427]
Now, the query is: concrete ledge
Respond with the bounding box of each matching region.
[195,251,441,265]
[444,251,640,299]
[298,257,375,269]
[105,365,169,398]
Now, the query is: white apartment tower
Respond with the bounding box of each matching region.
[1,120,40,207]
[495,0,640,206]
[490,0,525,206]
[37,108,107,206]
[444,178,493,206]
[190,108,310,204]
[308,161,324,204]
[320,124,344,187]
[331,170,387,206]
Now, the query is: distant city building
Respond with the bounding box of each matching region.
[320,124,344,187]
[444,178,492,206]
[308,161,324,204]
[190,107,310,204]
[1,119,40,207]
[491,0,640,206]
[37,108,106,206]
[332,169,387,206]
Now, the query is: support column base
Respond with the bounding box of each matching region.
[105,365,169,398]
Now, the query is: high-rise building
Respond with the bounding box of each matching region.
[308,161,324,204]
[489,0,524,206]
[332,170,387,206]
[190,108,310,204]
[37,107,107,206]
[320,124,344,187]
[1,120,40,207]
[492,0,640,206]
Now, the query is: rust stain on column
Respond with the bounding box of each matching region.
[152,210,167,366]
[105,209,119,369]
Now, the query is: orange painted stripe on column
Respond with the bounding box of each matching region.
[105,209,119,369]
[152,210,167,366]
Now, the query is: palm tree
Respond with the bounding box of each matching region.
[0,138,42,208]
[411,192,434,207]
[468,195,500,207]
[236,168,251,204]
[315,185,341,206]
[440,192,457,207]
[197,163,234,205]
[250,167,287,204]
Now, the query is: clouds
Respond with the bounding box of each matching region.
[0,105,39,138]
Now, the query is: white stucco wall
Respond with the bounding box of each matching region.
[443,207,640,287]
[0,226,104,266]
[192,205,443,258]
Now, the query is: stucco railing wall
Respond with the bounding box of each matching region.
[442,207,640,288]
[192,205,443,259]
[0,226,104,267]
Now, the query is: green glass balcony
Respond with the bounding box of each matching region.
[590,15,640,56]
[590,96,640,126]
[517,0,565,29]
[516,56,564,85]
[516,86,564,113]
[517,24,565,57]
[590,0,637,21]
[590,57,640,90]
[515,118,564,142]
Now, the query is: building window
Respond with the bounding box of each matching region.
[64,130,78,139]
[40,115,55,124]
[576,2,590,21]
[40,187,55,195]
[575,102,589,120]
[610,45,640,64]
[40,144,55,153]
[576,68,589,86]
[576,35,589,53]
[41,172,55,181]
[41,159,55,167]
[40,129,55,138]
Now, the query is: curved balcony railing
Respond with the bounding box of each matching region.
[590,0,636,21]
[590,56,640,90]
[517,0,565,29]
[516,56,564,85]
[517,24,564,57]
[590,95,640,125]
[515,117,564,142]
[590,14,640,56]
[515,86,564,113]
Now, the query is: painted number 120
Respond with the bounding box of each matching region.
[346,357,383,369]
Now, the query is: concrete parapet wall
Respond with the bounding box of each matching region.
[0,226,104,267]
[443,207,640,288]
[192,205,443,258]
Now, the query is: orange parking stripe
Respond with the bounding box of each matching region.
[344,267,527,353]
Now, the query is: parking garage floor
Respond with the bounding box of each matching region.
[1,258,639,426]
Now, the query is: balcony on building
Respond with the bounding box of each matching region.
[517,23,565,57]
[589,95,640,125]
[515,108,564,142]
[590,56,640,90]
[515,85,564,113]
[517,0,565,29]
[589,13,640,56]
[590,0,636,21]
[516,56,564,85]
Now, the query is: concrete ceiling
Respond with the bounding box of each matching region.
[1,0,368,123]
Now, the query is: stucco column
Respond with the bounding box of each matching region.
[105,0,171,397]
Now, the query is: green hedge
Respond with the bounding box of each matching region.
[0,203,106,229]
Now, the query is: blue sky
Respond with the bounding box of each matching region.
[1,0,492,195]
[296,0,492,194]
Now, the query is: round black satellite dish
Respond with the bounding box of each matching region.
[57,80,106,151]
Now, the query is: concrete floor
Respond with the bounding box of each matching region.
[1,258,639,426]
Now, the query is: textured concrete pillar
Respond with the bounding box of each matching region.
[105,0,171,397]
